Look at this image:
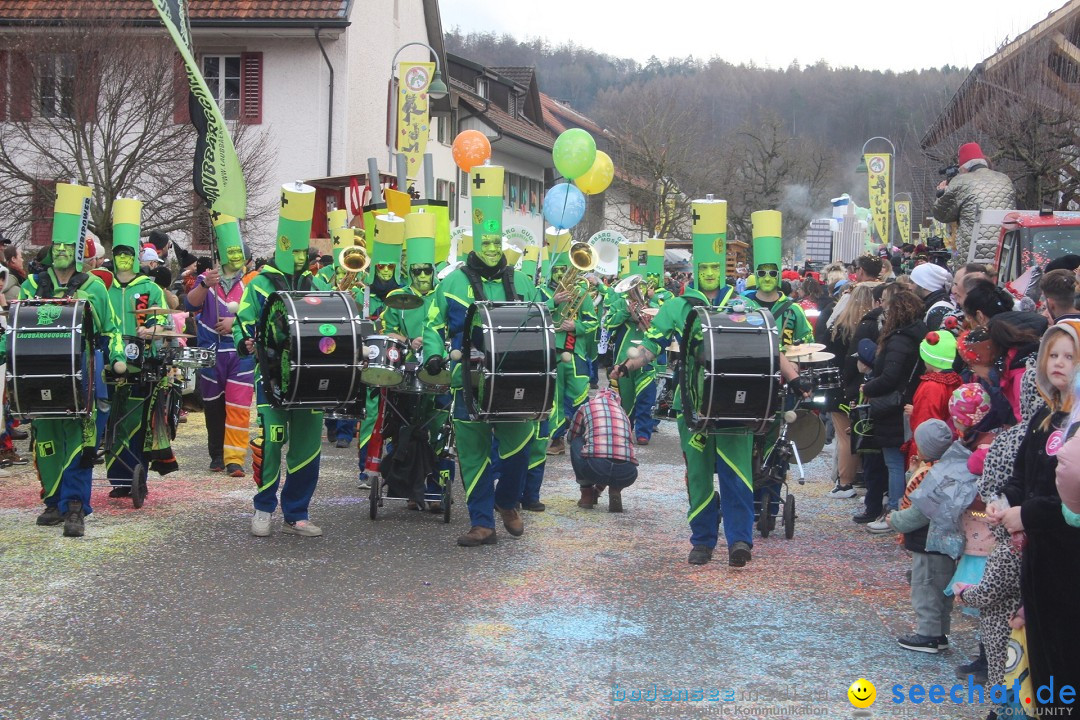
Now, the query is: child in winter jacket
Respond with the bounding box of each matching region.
[904,330,963,465]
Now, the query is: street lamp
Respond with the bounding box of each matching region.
[856,136,897,247]
[389,41,448,100]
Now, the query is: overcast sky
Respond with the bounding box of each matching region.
[440,0,1069,72]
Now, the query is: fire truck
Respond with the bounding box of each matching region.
[971,209,1080,292]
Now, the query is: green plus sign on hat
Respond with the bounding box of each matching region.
[751,210,782,270]
[211,210,244,265]
[691,196,727,274]
[471,164,503,250]
[274,182,316,272]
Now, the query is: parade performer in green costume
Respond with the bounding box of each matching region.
[3,183,125,537]
[422,164,541,547]
[742,211,813,526]
[605,241,661,445]
[235,183,326,538]
[383,211,454,510]
[612,197,807,566]
[105,197,174,497]
[542,228,598,455]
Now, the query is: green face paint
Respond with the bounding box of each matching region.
[646,272,661,290]
[52,243,75,270]
[550,265,567,287]
[292,250,308,274]
[225,246,245,272]
[114,252,135,273]
[376,264,395,282]
[697,262,722,292]
[756,264,779,293]
[409,264,434,294]
[479,235,502,267]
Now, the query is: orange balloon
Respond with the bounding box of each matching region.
[452,130,492,173]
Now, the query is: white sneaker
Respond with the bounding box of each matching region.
[867,517,893,534]
[251,510,272,537]
[282,519,323,537]
[827,484,857,499]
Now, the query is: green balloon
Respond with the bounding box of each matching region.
[552,128,597,180]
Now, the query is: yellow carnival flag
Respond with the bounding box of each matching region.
[395,62,435,178]
[865,153,891,245]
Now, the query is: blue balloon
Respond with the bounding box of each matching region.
[542,183,587,229]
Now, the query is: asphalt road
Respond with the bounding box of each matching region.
[0,409,983,720]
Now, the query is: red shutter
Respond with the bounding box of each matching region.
[0,51,8,121]
[74,50,99,124]
[10,52,32,121]
[239,51,262,124]
[173,53,190,125]
[30,180,57,246]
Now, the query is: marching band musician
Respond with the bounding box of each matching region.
[742,211,814,528]
[542,229,599,459]
[185,211,256,477]
[234,183,326,538]
[520,241,554,512]
[105,198,176,499]
[611,197,808,567]
[605,241,661,446]
[382,211,454,511]
[1,183,125,537]
[421,164,542,547]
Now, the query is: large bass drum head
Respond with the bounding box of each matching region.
[257,293,293,405]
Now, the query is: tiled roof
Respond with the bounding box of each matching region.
[458,94,554,151]
[539,92,603,135]
[0,1,349,22]
[490,66,534,89]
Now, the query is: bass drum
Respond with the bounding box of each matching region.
[8,299,96,418]
[461,301,556,422]
[256,291,366,410]
[680,306,783,434]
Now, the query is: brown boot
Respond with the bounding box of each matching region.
[457,526,497,546]
[578,485,599,508]
[496,505,524,536]
[546,437,566,455]
[608,488,623,513]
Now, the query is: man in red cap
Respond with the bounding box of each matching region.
[932,142,1015,265]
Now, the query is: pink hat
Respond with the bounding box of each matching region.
[957,142,986,167]
[948,382,992,433]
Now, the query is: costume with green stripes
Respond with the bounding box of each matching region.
[233,183,324,523]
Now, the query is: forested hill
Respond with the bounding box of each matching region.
[446,29,970,221]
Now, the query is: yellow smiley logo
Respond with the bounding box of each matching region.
[848,678,876,709]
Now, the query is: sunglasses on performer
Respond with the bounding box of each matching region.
[756,270,779,278]
[410,266,434,277]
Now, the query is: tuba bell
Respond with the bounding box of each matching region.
[554,242,598,323]
[338,245,369,291]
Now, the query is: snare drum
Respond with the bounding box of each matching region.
[8,300,95,418]
[360,335,407,387]
[681,307,782,434]
[805,366,843,411]
[167,346,216,369]
[392,362,428,395]
[257,291,367,409]
[461,301,556,422]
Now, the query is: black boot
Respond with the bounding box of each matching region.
[955,642,988,683]
[63,501,85,537]
[36,506,63,526]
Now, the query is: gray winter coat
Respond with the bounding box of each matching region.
[932,165,1016,264]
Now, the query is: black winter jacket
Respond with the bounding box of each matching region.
[862,319,927,447]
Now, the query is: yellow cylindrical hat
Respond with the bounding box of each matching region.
[327,209,348,232]
[404,212,436,240]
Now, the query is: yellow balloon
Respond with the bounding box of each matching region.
[574,150,614,196]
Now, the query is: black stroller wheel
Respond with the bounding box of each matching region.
[131,464,147,509]
[757,496,771,538]
[368,476,379,519]
[783,494,796,539]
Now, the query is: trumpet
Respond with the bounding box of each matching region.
[553,241,598,324]
[338,246,369,292]
[613,274,654,331]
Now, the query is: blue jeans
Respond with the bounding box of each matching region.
[882,446,906,511]
[569,436,637,490]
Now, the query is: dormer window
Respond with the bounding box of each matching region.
[508,92,517,116]
[475,77,488,99]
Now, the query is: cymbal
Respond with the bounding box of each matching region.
[147,329,194,339]
[799,352,835,363]
[383,294,423,310]
[783,343,826,358]
[127,306,173,314]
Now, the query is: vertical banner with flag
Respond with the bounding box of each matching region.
[395,62,434,177]
[152,0,247,218]
[894,199,911,246]
[864,153,891,246]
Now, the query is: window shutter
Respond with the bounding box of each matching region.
[10,52,32,121]
[74,50,100,124]
[192,194,212,250]
[239,52,262,125]
[173,53,190,125]
[30,180,57,246]
[0,51,7,121]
